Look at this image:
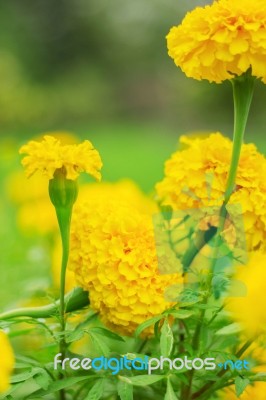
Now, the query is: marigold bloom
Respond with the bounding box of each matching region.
[68,180,183,336]
[156,133,266,251]
[167,0,266,83]
[226,252,266,336]
[19,135,102,180]
[0,331,14,393]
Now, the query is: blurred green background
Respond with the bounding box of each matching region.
[1,0,266,310]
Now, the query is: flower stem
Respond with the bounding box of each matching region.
[55,206,72,400]
[224,71,255,204]
[183,71,255,400]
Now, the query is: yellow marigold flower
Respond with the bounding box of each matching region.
[156,133,266,251]
[167,0,266,83]
[19,135,102,181]
[226,252,266,336]
[0,331,14,393]
[68,180,183,336]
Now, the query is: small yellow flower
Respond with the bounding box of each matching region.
[156,133,266,251]
[68,180,183,336]
[19,135,102,181]
[167,0,266,83]
[0,331,14,393]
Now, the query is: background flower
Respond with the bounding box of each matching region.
[226,252,266,336]
[167,0,266,83]
[156,133,266,251]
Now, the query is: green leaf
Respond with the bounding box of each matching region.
[84,379,104,400]
[10,368,44,383]
[33,371,51,390]
[0,383,24,399]
[178,295,200,307]
[28,376,96,398]
[216,323,242,336]
[135,315,163,337]
[166,310,194,319]
[235,376,250,397]
[160,319,174,358]
[165,378,178,400]
[250,373,266,382]
[119,374,164,387]
[66,328,85,343]
[89,331,110,357]
[117,380,133,400]
[90,327,125,342]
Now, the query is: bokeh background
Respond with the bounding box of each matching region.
[1,0,266,311]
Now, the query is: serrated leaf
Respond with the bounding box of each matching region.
[178,289,202,305]
[235,377,250,397]
[165,379,178,400]
[90,327,125,342]
[84,379,104,400]
[119,374,164,387]
[117,380,133,400]
[27,376,96,398]
[66,328,85,343]
[89,332,110,357]
[135,315,163,337]
[160,319,174,358]
[216,323,242,336]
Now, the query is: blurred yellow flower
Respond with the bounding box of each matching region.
[68,180,183,336]
[221,380,266,400]
[167,0,266,83]
[0,331,14,393]
[226,252,266,336]
[19,135,102,180]
[156,133,266,251]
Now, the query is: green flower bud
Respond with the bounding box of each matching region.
[49,167,78,209]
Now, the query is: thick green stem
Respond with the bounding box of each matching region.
[224,71,255,204]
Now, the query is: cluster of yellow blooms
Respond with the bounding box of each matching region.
[0,331,14,393]
[167,0,266,83]
[156,133,266,251]
[68,180,182,336]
